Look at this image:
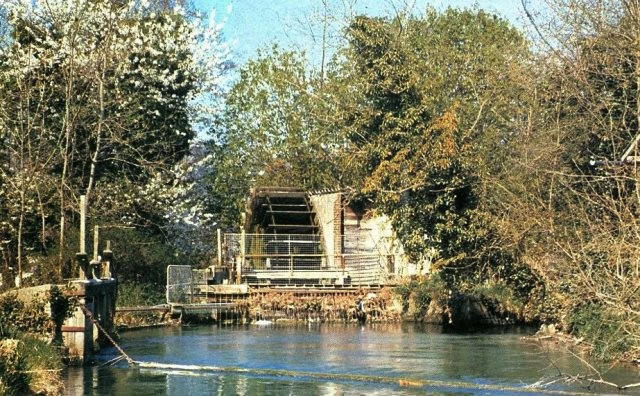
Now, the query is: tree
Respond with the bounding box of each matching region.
[213,46,344,202]
[334,9,534,286]
[512,0,640,359]
[0,0,229,283]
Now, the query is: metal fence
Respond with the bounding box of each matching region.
[223,233,394,285]
[225,233,325,271]
[166,265,193,303]
[166,266,212,303]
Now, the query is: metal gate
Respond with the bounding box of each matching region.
[166,265,193,303]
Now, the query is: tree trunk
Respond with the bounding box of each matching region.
[86,62,106,205]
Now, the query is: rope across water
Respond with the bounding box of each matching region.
[130,361,596,395]
[79,304,136,366]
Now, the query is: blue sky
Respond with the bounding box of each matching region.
[194,1,527,67]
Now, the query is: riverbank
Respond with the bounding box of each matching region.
[238,286,524,328]
[115,308,178,331]
[0,337,64,395]
[0,287,70,395]
[116,286,525,327]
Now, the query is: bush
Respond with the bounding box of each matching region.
[394,279,417,313]
[0,294,52,339]
[0,288,71,395]
[101,228,185,285]
[568,303,632,361]
[0,339,28,396]
[0,336,63,396]
[471,280,524,318]
[117,281,165,307]
[49,286,77,345]
[394,274,449,318]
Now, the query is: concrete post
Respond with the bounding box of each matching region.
[217,229,222,268]
[238,229,245,284]
[102,240,112,279]
[79,195,86,255]
[90,225,100,279]
[78,195,88,279]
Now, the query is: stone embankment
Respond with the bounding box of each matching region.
[115,307,177,330]
[239,288,403,323]
[114,287,522,328]
[237,287,518,327]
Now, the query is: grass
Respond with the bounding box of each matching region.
[0,335,63,395]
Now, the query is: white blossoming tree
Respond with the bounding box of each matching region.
[0,0,230,285]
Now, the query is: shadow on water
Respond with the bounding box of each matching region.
[63,323,640,395]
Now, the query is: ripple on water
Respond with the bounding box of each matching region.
[63,323,639,395]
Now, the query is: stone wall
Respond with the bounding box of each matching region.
[309,192,342,269]
[236,288,404,323]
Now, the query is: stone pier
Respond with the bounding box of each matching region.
[62,279,117,364]
[63,227,117,363]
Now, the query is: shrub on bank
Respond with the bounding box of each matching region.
[116,281,165,307]
[0,293,52,339]
[394,274,450,321]
[469,280,524,320]
[567,303,635,361]
[0,338,28,395]
[0,336,63,395]
[0,287,74,395]
[395,274,532,325]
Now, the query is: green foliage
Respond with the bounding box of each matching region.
[0,339,28,396]
[0,294,51,339]
[470,281,524,319]
[568,303,632,361]
[0,287,75,342]
[0,291,64,395]
[330,7,554,334]
[395,274,449,318]
[413,285,432,315]
[394,280,416,313]
[213,43,356,206]
[0,336,63,396]
[526,288,562,326]
[335,9,532,282]
[117,281,165,307]
[18,335,63,393]
[102,227,183,285]
[49,286,77,345]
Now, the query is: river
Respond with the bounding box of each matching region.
[63,323,639,395]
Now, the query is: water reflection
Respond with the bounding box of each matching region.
[63,323,639,395]
[65,367,413,396]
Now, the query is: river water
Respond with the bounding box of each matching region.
[63,323,639,395]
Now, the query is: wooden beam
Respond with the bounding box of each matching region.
[261,203,308,207]
[265,210,314,214]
